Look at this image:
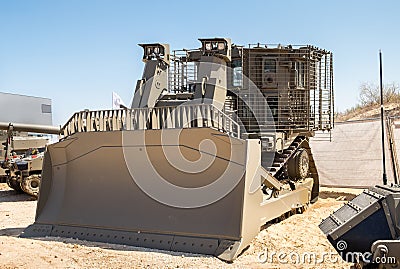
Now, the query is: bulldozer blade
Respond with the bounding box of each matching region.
[22,128,313,261]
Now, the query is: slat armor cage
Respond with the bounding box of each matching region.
[168,44,334,135]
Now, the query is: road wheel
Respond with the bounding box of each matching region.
[288,148,309,180]
[6,176,23,192]
[21,174,41,198]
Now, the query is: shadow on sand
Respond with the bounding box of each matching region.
[319,191,357,201]
[0,189,36,202]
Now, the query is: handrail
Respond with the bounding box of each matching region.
[61,104,240,139]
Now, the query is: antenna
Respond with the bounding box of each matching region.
[379,50,387,185]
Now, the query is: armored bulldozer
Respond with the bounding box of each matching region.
[22,38,334,261]
[0,122,60,197]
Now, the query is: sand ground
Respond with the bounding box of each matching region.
[0,184,361,268]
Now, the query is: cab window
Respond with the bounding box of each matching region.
[231,59,242,87]
[263,59,276,73]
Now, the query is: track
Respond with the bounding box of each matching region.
[266,135,320,201]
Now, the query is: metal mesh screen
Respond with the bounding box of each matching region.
[241,45,333,133]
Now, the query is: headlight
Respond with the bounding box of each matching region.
[153,47,160,54]
[218,42,225,50]
[205,42,212,51]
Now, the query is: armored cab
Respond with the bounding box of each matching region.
[165,41,333,192]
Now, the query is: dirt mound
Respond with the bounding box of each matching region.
[336,102,400,122]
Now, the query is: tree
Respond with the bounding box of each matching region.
[359,82,400,106]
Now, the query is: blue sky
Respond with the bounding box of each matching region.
[1,0,399,125]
